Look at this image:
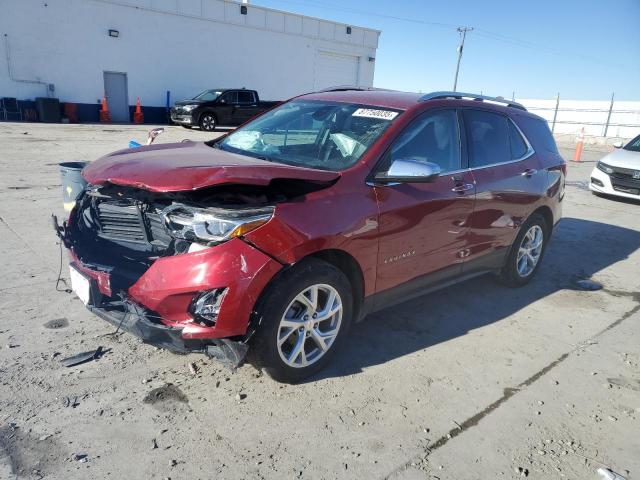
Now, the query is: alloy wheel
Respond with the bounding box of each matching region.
[516,225,544,277]
[276,284,343,368]
[201,115,216,131]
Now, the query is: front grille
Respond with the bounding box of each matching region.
[97,202,147,243]
[95,201,171,246]
[610,166,640,184]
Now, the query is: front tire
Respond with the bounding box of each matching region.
[199,113,217,131]
[251,258,353,383]
[499,213,549,287]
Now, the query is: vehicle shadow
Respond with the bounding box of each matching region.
[307,217,640,382]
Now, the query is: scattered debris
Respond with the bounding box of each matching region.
[235,393,247,401]
[43,317,69,329]
[152,438,158,450]
[188,362,198,376]
[60,346,104,367]
[597,467,627,480]
[143,384,188,406]
[574,278,604,291]
[515,466,529,477]
[72,453,88,462]
[62,396,80,408]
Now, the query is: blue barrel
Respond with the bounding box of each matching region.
[59,162,88,211]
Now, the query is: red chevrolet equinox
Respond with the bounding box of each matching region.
[56,89,566,383]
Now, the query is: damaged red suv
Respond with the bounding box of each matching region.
[55,89,565,383]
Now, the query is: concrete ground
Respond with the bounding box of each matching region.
[0,122,638,480]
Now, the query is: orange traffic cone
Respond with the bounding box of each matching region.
[99,95,111,123]
[572,127,584,162]
[133,97,144,124]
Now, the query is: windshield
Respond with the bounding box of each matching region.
[216,100,401,171]
[624,134,640,152]
[193,90,222,101]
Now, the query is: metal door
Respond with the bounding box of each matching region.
[103,72,129,122]
[373,109,475,293]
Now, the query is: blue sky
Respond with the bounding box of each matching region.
[254,0,640,101]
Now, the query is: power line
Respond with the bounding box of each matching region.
[259,0,625,70]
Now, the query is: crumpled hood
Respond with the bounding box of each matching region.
[82,141,340,192]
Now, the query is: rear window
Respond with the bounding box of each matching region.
[518,116,559,154]
[238,91,255,104]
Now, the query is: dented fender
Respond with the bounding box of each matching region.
[127,238,282,339]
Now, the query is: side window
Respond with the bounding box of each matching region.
[237,91,254,104]
[463,110,511,167]
[220,91,238,104]
[388,110,461,173]
[508,121,529,159]
[518,117,559,154]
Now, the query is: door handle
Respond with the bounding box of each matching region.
[521,168,537,177]
[451,183,474,193]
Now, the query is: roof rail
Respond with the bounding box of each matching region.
[317,85,394,93]
[419,91,527,111]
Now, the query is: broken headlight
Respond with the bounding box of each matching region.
[162,204,273,245]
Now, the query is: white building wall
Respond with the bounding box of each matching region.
[0,0,380,106]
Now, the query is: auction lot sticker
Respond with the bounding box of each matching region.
[352,108,399,120]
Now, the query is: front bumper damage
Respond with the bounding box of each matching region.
[88,297,250,368]
[53,198,283,369]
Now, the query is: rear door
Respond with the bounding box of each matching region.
[373,109,476,302]
[235,90,261,123]
[461,108,545,269]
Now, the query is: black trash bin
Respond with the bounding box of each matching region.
[59,162,88,211]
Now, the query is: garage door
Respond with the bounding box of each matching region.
[315,51,360,90]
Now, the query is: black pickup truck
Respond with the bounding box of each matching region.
[170,88,280,131]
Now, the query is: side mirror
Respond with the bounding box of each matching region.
[612,140,623,149]
[375,159,441,184]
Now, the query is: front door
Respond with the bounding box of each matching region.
[373,109,476,304]
[103,72,129,122]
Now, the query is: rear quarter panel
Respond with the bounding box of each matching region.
[513,113,566,227]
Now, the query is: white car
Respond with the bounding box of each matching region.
[590,134,640,200]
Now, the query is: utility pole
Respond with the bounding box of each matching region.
[603,92,615,137]
[453,27,473,92]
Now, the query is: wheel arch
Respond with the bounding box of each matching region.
[246,248,366,340]
[198,109,217,124]
[306,249,365,322]
[530,205,554,234]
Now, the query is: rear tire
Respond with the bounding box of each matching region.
[199,113,217,132]
[251,258,353,383]
[499,213,549,287]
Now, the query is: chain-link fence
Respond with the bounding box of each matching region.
[517,96,640,141]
